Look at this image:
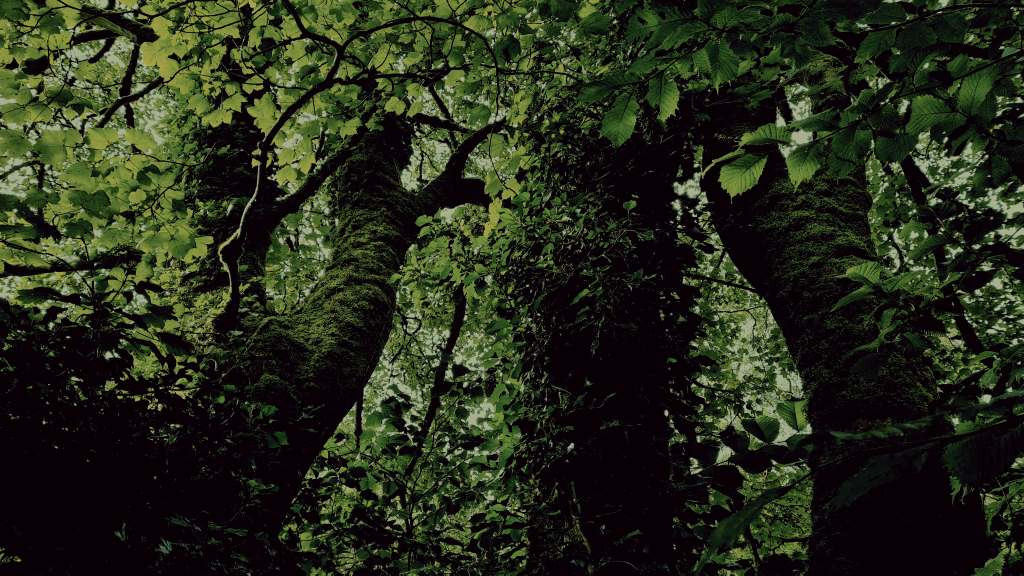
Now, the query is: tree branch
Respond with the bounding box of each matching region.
[423,121,504,208]
[899,158,985,354]
[117,44,142,127]
[410,113,467,133]
[271,130,369,219]
[95,78,163,128]
[1,246,141,278]
[687,272,760,295]
[71,29,119,45]
[77,7,157,44]
[404,290,467,478]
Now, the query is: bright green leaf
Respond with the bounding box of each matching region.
[742,415,781,443]
[600,93,639,147]
[718,154,767,197]
[777,400,808,431]
[740,123,790,146]
[874,134,917,163]
[907,95,962,134]
[697,483,800,571]
[645,75,679,122]
[957,67,997,115]
[785,145,820,186]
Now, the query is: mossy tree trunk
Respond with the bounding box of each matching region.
[170,114,496,573]
[697,95,989,575]
[192,119,417,543]
[0,112,494,574]
[520,114,698,576]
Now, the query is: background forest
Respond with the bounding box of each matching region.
[1,0,1023,574]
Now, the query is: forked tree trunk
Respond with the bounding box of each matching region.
[1,112,493,574]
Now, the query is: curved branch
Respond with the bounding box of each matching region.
[422,121,505,208]
[404,290,467,477]
[217,12,500,325]
[270,130,368,219]
[71,29,119,45]
[410,113,467,132]
[95,78,163,128]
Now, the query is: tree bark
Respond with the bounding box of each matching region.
[698,95,990,575]
[0,112,496,574]
[519,114,698,576]
[195,117,418,540]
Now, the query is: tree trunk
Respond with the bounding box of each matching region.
[519,114,698,576]
[698,95,990,575]
[0,113,497,574]
[192,118,419,542]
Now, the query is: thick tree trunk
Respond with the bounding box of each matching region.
[698,96,990,575]
[520,115,697,576]
[157,115,492,573]
[0,115,491,574]
[194,119,418,539]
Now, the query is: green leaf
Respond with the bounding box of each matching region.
[957,67,997,116]
[896,22,937,50]
[0,0,28,22]
[600,93,639,147]
[828,447,929,512]
[696,41,740,88]
[35,130,74,166]
[945,421,1024,487]
[856,29,896,62]
[580,12,612,35]
[830,285,875,312]
[718,154,767,197]
[845,260,883,284]
[0,224,39,240]
[17,286,71,303]
[874,133,918,163]
[697,483,799,571]
[785,145,820,186]
[831,127,872,162]
[248,93,278,134]
[777,399,808,431]
[740,123,790,146]
[267,430,290,449]
[125,130,157,154]
[579,72,633,104]
[864,3,907,25]
[68,189,110,216]
[709,41,740,88]
[645,75,679,122]
[0,129,30,156]
[469,104,491,126]
[495,36,521,65]
[128,189,147,204]
[384,96,407,115]
[909,234,949,260]
[742,415,781,443]
[907,95,962,134]
[156,330,192,354]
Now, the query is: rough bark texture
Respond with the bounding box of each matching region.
[203,119,418,536]
[519,114,698,576]
[698,96,989,575]
[0,115,473,574]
